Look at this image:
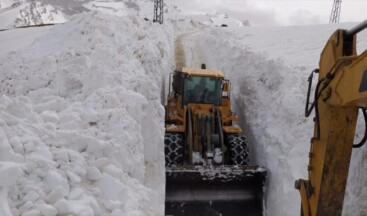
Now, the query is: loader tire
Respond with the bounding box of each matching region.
[228,134,249,165]
[165,133,184,167]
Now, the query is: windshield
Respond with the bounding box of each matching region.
[183,76,221,106]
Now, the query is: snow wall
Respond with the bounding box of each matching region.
[0,12,173,216]
[180,27,367,216]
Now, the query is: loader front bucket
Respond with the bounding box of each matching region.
[165,165,266,216]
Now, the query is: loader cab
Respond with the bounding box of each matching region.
[183,75,222,106]
[171,67,228,107]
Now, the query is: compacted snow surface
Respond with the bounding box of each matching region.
[1,1,367,216]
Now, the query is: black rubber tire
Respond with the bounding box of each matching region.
[227,134,249,165]
[164,133,184,167]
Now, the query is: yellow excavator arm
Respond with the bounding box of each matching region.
[295,20,367,216]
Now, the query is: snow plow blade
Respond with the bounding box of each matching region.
[165,165,266,216]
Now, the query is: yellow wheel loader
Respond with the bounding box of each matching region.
[164,65,266,216]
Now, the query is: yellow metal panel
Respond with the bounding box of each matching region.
[326,51,367,106]
[223,126,242,134]
[168,113,184,122]
[222,115,238,123]
[166,125,185,133]
[300,182,311,216]
[181,67,224,78]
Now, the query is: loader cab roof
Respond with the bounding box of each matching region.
[181,67,224,78]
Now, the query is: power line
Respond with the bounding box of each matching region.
[330,0,342,23]
[153,0,164,24]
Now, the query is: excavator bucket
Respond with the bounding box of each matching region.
[165,166,266,216]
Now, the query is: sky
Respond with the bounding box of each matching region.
[170,0,367,26]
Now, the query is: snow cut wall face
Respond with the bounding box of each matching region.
[0,12,173,216]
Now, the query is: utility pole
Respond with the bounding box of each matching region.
[153,0,164,24]
[329,0,342,23]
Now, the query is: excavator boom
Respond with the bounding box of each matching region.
[296,20,367,215]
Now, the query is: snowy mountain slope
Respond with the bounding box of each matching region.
[0,0,146,29]
[176,23,367,216]
[0,0,248,30]
[0,0,13,9]
[0,1,66,29]
[0,12,173,216]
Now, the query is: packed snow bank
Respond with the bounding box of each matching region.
[178,24,367,215]
[0,11,173,216]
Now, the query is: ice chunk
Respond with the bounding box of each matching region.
[40,111,60,124]
[0,129,23,162]
[22,209,41,216]
[38,203,58,216]
[0,162,24,187]
[213,148,223,164]
[23,191,39,202]
[19,201,33,214]
[192,151,203,165]
[54,199,71,215]
[69,187,84,200]
[47,186,66,204]
[96,174,127,201]
[86,167,102,181]
[66,171,81,184]
[0,188,12,216]
[43,171,69,193]
[111,209,124,216]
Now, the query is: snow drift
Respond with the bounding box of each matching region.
[0,12,173,216]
